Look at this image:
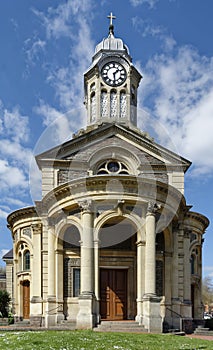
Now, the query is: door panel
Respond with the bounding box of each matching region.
[100,269,127,320]
[23,281,30,319]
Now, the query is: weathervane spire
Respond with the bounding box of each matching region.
[107,12,116,37]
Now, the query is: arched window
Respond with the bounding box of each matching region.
[18,252,22,271]
[110,90,117,117]
[90,92,96,121]
[101,90,108,117]
[120,90,127,118]
[97,160,129,175]
[191,254,195,274]
[23,250,30,271]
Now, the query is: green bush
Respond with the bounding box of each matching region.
[8,310,14,324]
[0,290,11,317]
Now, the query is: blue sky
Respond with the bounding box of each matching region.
[0,0,212,280]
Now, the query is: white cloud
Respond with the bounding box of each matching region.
[132,17,176,51]
[0,139,32,167]
[6,198,28,208]
[0,209,8,219]
[0,103,33,210]
[33,0,93,40]
[24,38,46,65]
[203,266,213,280]
[0,107,30,143]
[0,159,28,189]
[130,0,159,8]
[32,1,94,138]
[139,44,213,176]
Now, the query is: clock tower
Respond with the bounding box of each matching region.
[84,13,142,128]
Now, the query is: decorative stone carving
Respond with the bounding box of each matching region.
[31,223,42,235]
[184,229,192,239]
[147,201,161,215]
[78,199,93,212]
[58,169,69,185]
[22,227,32,238]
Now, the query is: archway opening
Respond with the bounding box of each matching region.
[99,216,137,320]
[62,225,81,320]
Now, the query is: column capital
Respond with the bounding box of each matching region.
[184,228,192,239]
[47,217,57,227]
[79,199,94,213]
[31,223,42,235]
[146,201,161,216]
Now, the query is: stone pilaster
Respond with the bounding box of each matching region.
[55,249,64,324]
[183,229,192,317]
[30,223,43,326]
[94,239,100,324]
[143,202,162,333]
[76,200,96,329]
[171,222,181,328]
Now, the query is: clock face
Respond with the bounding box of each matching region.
[101,62,126,86]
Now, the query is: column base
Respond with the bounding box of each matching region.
[45,296,57,328]
[30,296,43,314]
[76,293,96,329]
[136,298,143,325]
[142,294,162,333]
[181,300,192,318]
[30,315,44,327]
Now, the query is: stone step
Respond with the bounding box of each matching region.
[94,321,148,333]
[59,319,76,330]
[194,327,213,335]
[0,318,8,326]
[14,320,30,326]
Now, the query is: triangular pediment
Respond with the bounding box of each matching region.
[36,123,191,172]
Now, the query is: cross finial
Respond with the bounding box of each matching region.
[107,12,116,37]
[107,12,116,26]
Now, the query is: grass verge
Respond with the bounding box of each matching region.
[0,330,212,350]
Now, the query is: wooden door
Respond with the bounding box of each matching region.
[100,269,127,320]
[23,281,30,319]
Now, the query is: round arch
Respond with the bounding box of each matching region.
[94,210,145,243]
[55,217,82,250]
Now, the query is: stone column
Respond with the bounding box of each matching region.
[76,200,95,329]
[13,255,19,321]
[30,223,43,326]
[183,229,192,317]
[45,224,57,327]
[135,240,145,324]
[55,249,64,323]
[144,202,159,295]
[143,202,162,333]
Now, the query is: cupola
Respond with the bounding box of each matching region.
[84,13,142,128]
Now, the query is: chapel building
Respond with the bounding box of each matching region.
[6,16,209,333]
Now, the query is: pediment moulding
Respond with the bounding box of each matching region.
[36,123,190,172]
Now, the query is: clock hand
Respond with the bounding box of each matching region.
[113,69,119,80]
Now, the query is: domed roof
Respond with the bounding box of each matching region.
[92,13,132,64]
[95,33,129,54]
